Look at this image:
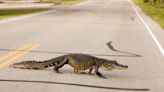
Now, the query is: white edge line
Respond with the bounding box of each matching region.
[0,9,54,24]
[128,0,164,56]
[74,0,91,6]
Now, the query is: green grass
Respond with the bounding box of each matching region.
[61,0,82,5]
[0,8,49,20]
[133,0,164,29]
[40,0,82,5]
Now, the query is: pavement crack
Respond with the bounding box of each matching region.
[0,79,150,91]
[106,41,142,57]
[0,48,142,57]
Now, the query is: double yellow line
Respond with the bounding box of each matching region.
[0,44,40,69]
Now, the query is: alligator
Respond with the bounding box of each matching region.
[10,54,128,78]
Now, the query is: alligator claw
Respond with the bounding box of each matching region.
[100,76,107,79]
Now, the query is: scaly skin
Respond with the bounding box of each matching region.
[10,54,128,78]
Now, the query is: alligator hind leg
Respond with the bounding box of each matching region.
[54,68,60,73]
[54,58,68,73]
[95,66,106,78]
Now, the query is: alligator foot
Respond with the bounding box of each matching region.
[80,72,86,74]
[54,71,62,74]
[95,66,107,79]
[88,73,94,75]
[54,68,62,74]
[99,75,107,79]
[96,72,107,78]
[88,68,93,75]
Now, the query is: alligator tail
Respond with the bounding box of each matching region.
[9,61,45,69]
[9,55,67,69]
[41,55,67,68]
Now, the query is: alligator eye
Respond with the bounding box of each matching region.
[113,60,117,63]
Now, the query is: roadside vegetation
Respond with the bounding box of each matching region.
[61,0,82,5]
[133,0,164,28]
[0,8,49,20]
[0,0,82,20]
[39,0,82,5]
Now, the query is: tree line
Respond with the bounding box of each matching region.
[143,0,164,6]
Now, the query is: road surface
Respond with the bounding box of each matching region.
[0,0,164,92]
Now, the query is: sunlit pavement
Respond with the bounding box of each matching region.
[0,0,164,92]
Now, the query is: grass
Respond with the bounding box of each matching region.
[0,8,49,20]
[0,0,82,19]
[61,0,82,5]
[133,0,164,29]
[40,0,82,5]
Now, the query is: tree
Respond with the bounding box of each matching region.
[151,0,157,5]
[143,0,164,6]
[143,0,149,3]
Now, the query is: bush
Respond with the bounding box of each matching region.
[143,0,149,3]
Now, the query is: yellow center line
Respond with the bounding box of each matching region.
[0,44,40,69]
[0,44,33,62]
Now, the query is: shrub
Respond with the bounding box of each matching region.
[143,0,149,3]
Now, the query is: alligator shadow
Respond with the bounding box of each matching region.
[106,41,142,57]
[0,79,149,91]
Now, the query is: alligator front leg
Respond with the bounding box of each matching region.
[95,66,106,78]
[88,68,93,75]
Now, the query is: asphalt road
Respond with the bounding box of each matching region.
[0,0,164,92]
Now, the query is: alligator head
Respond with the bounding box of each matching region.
[101,60,128,70]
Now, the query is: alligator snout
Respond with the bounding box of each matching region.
[124,65,128,68]
[117,64,128,70]
[122,65,128,69]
